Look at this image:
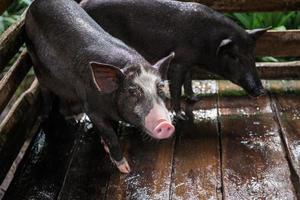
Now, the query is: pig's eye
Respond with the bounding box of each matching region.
[128,86,142,97]
[157,81,166,98]
[157,81,165,90]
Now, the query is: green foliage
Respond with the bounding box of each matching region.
[226,12,300,30]
[0,0,31,34]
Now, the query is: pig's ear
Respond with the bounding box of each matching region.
[216,39,234,56]
[247,27,271,41]
[153,52,175,79]
[90,62,124,93]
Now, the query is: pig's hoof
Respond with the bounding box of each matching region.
[187,94,201,102]
[100,137,110,154]
[114,157,131,174]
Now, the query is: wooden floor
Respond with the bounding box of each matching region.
[2,80,300,200]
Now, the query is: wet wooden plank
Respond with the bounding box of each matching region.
[267,80,300,197]
[193,62,300,80]
[0,50,32,114]
[3,112,78,200]
[105,127,174,200]
[179,0,300,12]
[0,80,40,184]
[218,81,297,199]
[58,125,112,200]
[171,80,221,200]
[0,13,25,71]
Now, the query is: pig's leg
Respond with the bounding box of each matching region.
[39,86,55,119]
[88,114,130,173]
[169,64,187,120]
[184,70,200,102]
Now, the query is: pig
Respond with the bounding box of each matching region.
[25,0,175,173]
[80,0,268,119]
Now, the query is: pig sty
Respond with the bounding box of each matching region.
[81,0,268,119]
[25,0,175,173]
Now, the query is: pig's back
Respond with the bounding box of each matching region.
[25,0,145,99]
[82,0,243,64]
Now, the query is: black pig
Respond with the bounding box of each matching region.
[81,0,268,119]
[25,0,175,173]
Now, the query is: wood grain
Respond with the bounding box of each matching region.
[218,81,297,199]
[267,81,300,197]
[3,111,78,200]
[179,0,300,12]
[105,127,174,200]
[0,80,40,184]
[171,80,221,200]
[257,30,300,57]
[0,13,25,71]
[193,61,300,80]
[0,50,32,114]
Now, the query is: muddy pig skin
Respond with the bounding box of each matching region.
[25,0,175,173]
[81,0,268,119]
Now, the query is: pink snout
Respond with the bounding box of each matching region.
[144,103,175,139]
[153,121,175,139]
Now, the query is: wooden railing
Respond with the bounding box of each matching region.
[0,0,300,188]
[182,0,300,12]
[0,5,40,184]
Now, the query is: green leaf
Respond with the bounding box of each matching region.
[260,56,279,62]
[273,25,286,31]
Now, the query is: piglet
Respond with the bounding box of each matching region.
[25,0,175,173]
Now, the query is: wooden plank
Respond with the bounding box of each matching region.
[193,61,300,80]
[256,62,300,79]
[0,79,40,184]
[0,50,32,114]
[58,125,112,200]
[3,112,78,200]
[179,0,300,12]
[171,80,221,200]
[257,30,300,57]
[0,13,25,71]
[0,119,40,195]
[267,80,300,197]
[0,0,13,15]
[105,127,174,199]
[218,81,297,199]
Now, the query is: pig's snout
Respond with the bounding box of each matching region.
[144,103,175,139]
[153,120,175,139]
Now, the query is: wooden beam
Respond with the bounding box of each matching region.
[257,30,300,57]
[0,0,13,15]
[0,50,32,114]
[0,13,25,72]
[179,0,300,12]
[0,79,40,183]
[192,61,300,80]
